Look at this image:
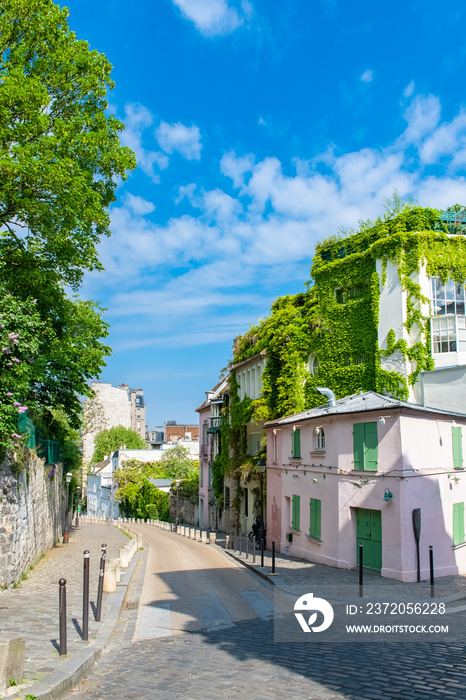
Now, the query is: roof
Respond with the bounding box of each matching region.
[265,390,466,428]
[230,349,267,372]
[148,478,173,488]
[91,458,111,473]
[195,376,229,412]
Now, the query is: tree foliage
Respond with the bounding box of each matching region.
[0,0,135,451]
[113,459,171,520]
[0,0,136,287]
[157,445,199,479]
[91,425,147,463]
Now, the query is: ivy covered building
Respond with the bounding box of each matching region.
[198,206,466,554]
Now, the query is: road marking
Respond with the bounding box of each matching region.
[239,588,281,619]
[137,603,172,638]
[198,593,235,631]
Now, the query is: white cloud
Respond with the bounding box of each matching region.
[403,80,415,98]
[420,111,466,166]
[120,103,169,182]
[361,69,373,83]
[171,0,246,37]
[220,151,255,189]
[87,91,466,357]
[402,95,441,144]
[125,193,156,216]
[156,121,202,160]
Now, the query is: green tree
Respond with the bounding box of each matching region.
[0,0,136,288]
[0,0,135,448]
[158,445,199,479]
[91,426,147,463]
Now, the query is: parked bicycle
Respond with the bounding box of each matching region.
[248,515,266,549]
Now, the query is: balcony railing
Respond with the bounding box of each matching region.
[206,416,222,434]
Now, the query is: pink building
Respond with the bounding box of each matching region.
[196,378,228,530]
[265,390,466,582]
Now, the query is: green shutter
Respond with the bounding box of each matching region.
[292,429,301,459]
[353,422,378,471]
[353,423,364,470]
[452,427,463,469]
[292,494,300,530]
[453,502,465,546]
[309,498,321,540]
[364,422,378,471]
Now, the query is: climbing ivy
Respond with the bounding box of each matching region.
[215,204,466,518]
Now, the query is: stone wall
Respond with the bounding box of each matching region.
[0,451,66,586]
[170,494,199,527]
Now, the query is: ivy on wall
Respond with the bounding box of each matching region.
[214,204,466,519]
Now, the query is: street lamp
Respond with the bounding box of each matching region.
[257,458,266,523]
[175,479,180,530]
[63,472,72,544]
[257,457,266,562]
[75,485,81,527]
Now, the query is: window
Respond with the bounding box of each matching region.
[225,487,230,509]
[292,428,301,459]
[452,426,464,469]
[453,502,465,546]
[208,463,212,487]
[335,284,367,304]
[353,422,378,471]
[309,498,321,540]
[137,421,141,430]
[273,433,278,462]
[244,488,248,517]
[308,354,320,375]
[315,427,325,451]
[431,316,466,353]
[431,277,466,316]
[292,494,301,530]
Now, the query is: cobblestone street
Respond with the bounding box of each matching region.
[65,524,466,700]
[69,617,466,700]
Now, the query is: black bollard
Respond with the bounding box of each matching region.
[95,544,107,622]
[246,533,249,560]
[359,543,364,598]
[59,578,67,655]
[83,550,90,640]
[260,536,264,567]
[429,545,435,598]
[272,541,276,574]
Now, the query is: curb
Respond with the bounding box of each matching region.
[218,546,466,605]
[220,546,285,586]
[8,550,142,700]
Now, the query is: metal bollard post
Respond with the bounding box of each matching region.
[246,534,249,560]
[59,578,67,655]
[272,541,276,574]
[260,537,264,567]
[95,544,107,622]
[83,550,90,640]
[359,543,364,598]
[429,545,435,598]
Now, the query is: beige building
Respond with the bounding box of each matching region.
[82,382,146,464]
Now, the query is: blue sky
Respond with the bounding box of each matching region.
[65,0,466,427]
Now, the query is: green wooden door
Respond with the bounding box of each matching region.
[356,508,382,571]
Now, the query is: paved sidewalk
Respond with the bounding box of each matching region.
[217,532,466,602]
[0,522,140,700]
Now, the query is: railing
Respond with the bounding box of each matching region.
[17,413,61,464]
[206,416,222,434]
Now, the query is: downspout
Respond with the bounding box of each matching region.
[315,387,337,407]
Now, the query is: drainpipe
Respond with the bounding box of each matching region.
[315,387,337,407]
